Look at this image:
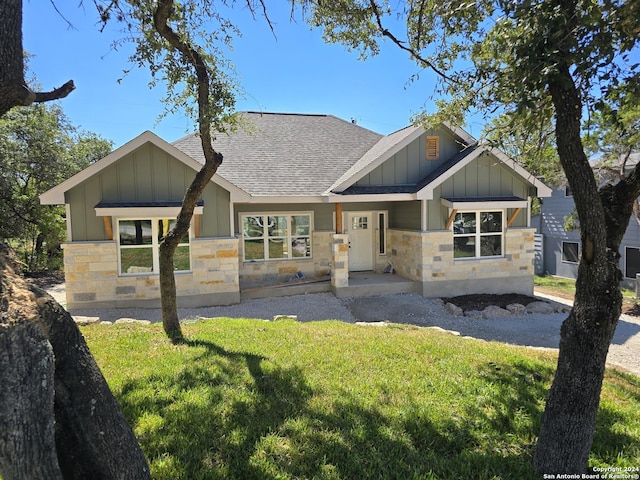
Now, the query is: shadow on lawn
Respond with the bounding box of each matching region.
[115,339,639,479]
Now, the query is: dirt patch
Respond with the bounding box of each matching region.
[535,286,640,318]
[442,293,540,312]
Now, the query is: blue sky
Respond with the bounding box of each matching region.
[23,2,484,148]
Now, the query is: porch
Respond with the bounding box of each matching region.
[240,271,417,301]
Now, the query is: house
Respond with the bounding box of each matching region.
[40,111,552,309]
[534,185,640,288]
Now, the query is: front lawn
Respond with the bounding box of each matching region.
[83,320,640,479]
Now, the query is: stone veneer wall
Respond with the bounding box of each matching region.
[388,228,536,297]
[62,237,240,309]
[238,231,333,284]
[330,233,349,289]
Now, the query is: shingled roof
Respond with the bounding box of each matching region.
[172,112,383,197]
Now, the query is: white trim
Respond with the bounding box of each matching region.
[624,246,640,279]
[421,199,428,232]
[452,209,506,260]
[95,205,204,217]
[65,204,73,241]
[39,131,250,205]
[441,198,529,210]
[244,195,323,204]
[561,240,580,264]
[323,193,415,203]
[240,211,314,262]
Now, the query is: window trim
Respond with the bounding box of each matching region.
[378,212,387,255]
[452,210,505,260]
[561,241,580,264]
[116,217,192,276]
[240,212,313,262]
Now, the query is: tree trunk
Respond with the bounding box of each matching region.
[154,0,224,341]
[533,57,637,471]
[0,244,151,479]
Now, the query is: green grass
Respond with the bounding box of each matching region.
[535,275,638,302]
[81,320,640,479]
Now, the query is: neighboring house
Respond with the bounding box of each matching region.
[40,111,552,309]
[535,185,640,288]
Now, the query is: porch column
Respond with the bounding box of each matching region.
[330,233,349,291]
[335,202,343,234]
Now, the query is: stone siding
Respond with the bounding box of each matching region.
[388,228,536,296]
[330,233,349,289]
[63,237,240,309]
[239,231,333,284]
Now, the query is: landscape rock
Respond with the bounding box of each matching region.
[73,316,100,326]
[431,298,445,306]
[464,310,484,318]
[445,302,464,316]
[482,305,511,318]
[114,318,152,325]
[273,314,298,321]
[526,301,555,314]
[506,303,527,315]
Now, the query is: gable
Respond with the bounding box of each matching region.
[354,129,468,188]
[66,142,231,241]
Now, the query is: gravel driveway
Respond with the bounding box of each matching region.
[52,284,640,377]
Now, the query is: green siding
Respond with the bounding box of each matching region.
[67,142,231,240]
[391,201,421,230]
[356,128,465,187]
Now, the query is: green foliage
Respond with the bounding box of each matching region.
[95,0,271,133]
[300,1,639,135]
[0,101,112,271]
[82,319,640,479]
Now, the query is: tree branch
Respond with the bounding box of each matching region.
[367,0,456,84]
[32,80,75,104]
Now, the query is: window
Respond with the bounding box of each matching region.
[242,213,312,261]
[118,218,190,275]
[452,211,503,259]
[565,185,572,197]
[426,136,440,160]
[378,212,386,254]
[561,241,579,264]
[625,247,640,278]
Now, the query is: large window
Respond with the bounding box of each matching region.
[561,241,579,264]
[452,211,503,259]
[242,213,312,261]
[118,218,190,275]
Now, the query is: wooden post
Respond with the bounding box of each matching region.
[336,203,343,234]
[507,208,521,227]
[103,216,113,240]
[445,209,458,230]
[194,215,201,238]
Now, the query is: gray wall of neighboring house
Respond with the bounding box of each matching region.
[66,142,231,241]
[536,187,640,286]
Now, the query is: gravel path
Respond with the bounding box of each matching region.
[48,283,640,377]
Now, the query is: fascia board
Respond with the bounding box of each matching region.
[323,193,416,203]
[95,205,204,217]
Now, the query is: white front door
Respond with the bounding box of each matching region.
[346,212,374,271]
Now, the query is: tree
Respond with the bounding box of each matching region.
[96,0,269,341]
[0,100,112,271]
[0,1,75,116]
[300,0,640,473]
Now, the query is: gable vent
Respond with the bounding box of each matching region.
[426,136,440,160]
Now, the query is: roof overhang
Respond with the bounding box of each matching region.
[94,201,204,217]
[39,131,250,205]
[441,196,529,210]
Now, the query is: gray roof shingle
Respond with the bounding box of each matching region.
[172,112,383,197]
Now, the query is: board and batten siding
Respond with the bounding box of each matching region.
[65,142,231,241]
[354,130,463,187]
[428,153,531,230]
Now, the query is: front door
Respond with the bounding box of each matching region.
[346,212,374,271]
